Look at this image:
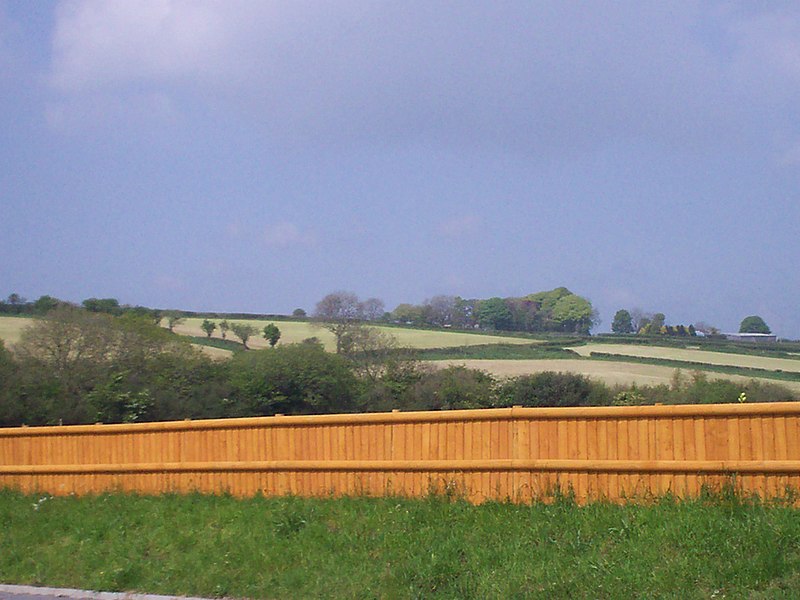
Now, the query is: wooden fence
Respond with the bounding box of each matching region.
[2,402,800,503]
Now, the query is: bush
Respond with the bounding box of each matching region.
[496,371,610,407]
[407,366,496,411]
[228,343,360,415]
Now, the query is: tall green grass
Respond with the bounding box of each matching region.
[2,487,800,598]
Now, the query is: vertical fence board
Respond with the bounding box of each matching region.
[3,404,800,503]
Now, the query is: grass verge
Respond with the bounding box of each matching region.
[2,488,800,599]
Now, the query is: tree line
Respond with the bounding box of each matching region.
[0,304,794,428]
[611,309,773,337]
[1,286,598,336]
[388,287,596,334]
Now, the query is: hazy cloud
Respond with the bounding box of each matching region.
[263,221,315,248]
[46,2,800,156]
[49,0,235,92]
[438,214,481,238]
[154,274,184,291]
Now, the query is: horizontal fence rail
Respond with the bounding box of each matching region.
[2,403,800,503]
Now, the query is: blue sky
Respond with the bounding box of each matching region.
[1,1,799,337]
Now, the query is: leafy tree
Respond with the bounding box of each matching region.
[314,291,365,353]
[525,287,573,314]
[165,311,185,332]
[506,298,540,332]
[10,306,212,425]
[14,306,119,414]
[219,319,230,340]
[639,312,665,335]
[476,297,513,330]
[611,309,634,334]
[360,297,386,321]
[739,315,771,334]
[82,297,121,315]
[292,308,307,318]
[496,371,604,407]
[409,366,496,410]
[551,295,594,334]
[630,308,651,333]
[339,326,399,382]
[32,295,63,314]
[392,303,424,325]
[230,322,258,349]
[201,319,217,338]
[0,340,22,426]
[7,293,25,305]
[228,343,359,415]
[423,295,458,327]
[262,323,281,347]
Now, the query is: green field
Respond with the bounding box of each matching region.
[175,318,536,352]
[570,343,800,373]
[2,489,799,599]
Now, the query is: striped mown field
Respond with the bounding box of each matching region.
[569,343,800,373]
[432,358,800,394]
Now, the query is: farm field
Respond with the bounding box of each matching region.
[174,318,536,352]
[0,317,34,345]
[570,343,800,373]
[434,358,800,393]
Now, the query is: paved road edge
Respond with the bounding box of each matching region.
[0,584,217,600]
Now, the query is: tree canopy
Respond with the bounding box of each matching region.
[739,315,771,334]
[611,309,634,334]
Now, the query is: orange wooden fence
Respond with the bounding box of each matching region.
[2,402,800,503]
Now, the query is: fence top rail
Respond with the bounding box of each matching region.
[1,401,799,437]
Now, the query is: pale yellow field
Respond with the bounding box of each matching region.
[432,359,800,394]
[0,317,34,345]
[569,343,800,373]
[174,318,536,352]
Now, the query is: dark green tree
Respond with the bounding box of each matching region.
[82,297,121,315]
[219,319,230,339]
[476,297,513,330]
[32,295,63,314]
[262,323,281,347]
[228,343,358,415]
[739,315,771,334]
[611,309,634,334]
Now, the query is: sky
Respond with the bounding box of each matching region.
[1,1,799,338]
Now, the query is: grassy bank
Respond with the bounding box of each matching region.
[2,489,799,598]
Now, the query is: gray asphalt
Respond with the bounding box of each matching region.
[0,585,217,600]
